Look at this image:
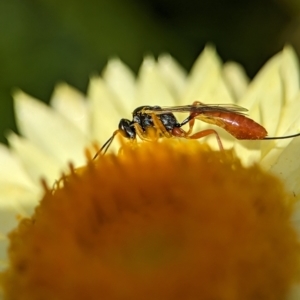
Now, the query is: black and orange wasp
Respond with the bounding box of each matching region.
[94,101,300,158]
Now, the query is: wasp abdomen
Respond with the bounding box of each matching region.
[203,112,268,140]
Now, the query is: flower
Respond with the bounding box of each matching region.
[1,140,300,299]
[1,45,300,272]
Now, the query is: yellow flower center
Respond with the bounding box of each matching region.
[1,140,299,300]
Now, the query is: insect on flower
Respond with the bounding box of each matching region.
[94,101,300,158]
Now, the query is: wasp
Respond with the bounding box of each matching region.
[94,101,300,157]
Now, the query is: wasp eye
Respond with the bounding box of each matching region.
[118,119,135,139]
[152,105,161,110]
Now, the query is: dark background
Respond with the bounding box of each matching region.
[1,0,300,143]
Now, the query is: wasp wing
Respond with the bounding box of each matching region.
[143,103,248,115]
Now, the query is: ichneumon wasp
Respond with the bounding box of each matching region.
[94,101,300,158]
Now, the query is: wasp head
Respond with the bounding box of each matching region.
[118,119,136,139]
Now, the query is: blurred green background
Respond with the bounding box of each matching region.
[1,0,300,143]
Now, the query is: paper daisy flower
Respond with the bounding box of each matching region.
[1,141,300,300]
[1,45,300,298]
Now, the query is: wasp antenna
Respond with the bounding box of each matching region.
[93,136,113,160]
[264,132,300,140]
[93,130,120,160]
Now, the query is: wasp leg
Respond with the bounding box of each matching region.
[187,129,224,150]
[188,101,205,133]
[133,123,156,141]
[151,113,172,138]
[185,116,196,135]
[178,115,195,135]
[192,101,202,105]
[180,101,202,135]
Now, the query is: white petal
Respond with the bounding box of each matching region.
[0,181,40,210]
[102,58,136,112]
[14,91,89,166]
[259,80,282,137]
[183,45,234,104]
[286,284,300,300]
[277,92,300,136]
[136,56,176,107]
[291,200,300,236]
[243,55,283,135]
[234,51,284,164]
[232,140,262,167]
[0,237,9,272]
[87,76,122,152]
[157,54,187,102]
[259,93,300,169]
[0,144,36,191]
[223,61,249,101]
[50,83,89,136]
[238,52,283,136]
[7,132,63,185]
[280,45,300,104]
[285,167,300,201]
[267,137,300,191]
[0,203,37,271]
[0,204,34,234]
